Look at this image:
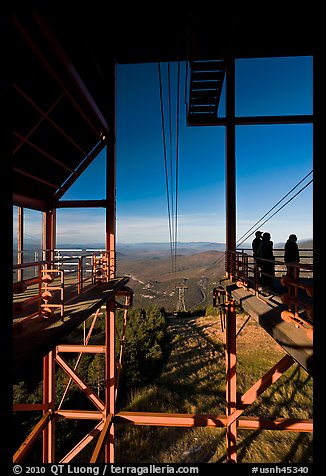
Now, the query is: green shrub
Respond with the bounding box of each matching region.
[116,306,169,397]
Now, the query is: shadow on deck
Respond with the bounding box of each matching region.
[13,277,129,379]
[219,276,313,376]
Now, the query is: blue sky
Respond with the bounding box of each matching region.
[14,56,313,247]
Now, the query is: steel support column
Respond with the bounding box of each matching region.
[106,62,116,280]
[43,209,56,262]
[42,351,55,463]
[17,206,24,282]
[104,62,116,462]
[43,210,56,463]
[105,300,116,462]
[225,56,236,278]
[225,297,237,462]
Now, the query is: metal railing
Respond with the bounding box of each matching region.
[226,248,313,331]
[227,248,313,291]
[13,248,116,325]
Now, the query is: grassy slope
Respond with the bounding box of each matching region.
[115,313,313,464]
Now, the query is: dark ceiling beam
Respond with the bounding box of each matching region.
[235,115,314,126]
[55,199,107,208]
[13,131,75,173]
[13,16,101,137]
[33,12,109,134]
[13,193,52,212]
[187,114,313,127]
[13,84,87,156]
[13,167,62,191]
[54,138,107,201]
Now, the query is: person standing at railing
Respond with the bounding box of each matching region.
[284,234,300,279]
[252,231,263,258]
[257,232,275,288]
[252,231,263,282]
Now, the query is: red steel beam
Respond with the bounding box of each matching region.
[56,199,107,208]
[102,62,116,463]
[13,193,50,212]
[90,414,113,463]
[105,299,116,462]
[14,412,51,463]
[56,345,106,353]
[225,298,237,463]
[58,309,101,410]
[13,261,47,271]
[115,412,227,427]
[114,412,312,432]
[227,354,295,427]
[238,416,313,432]
[225,56,236,277]
[116,305,129,401]
[55,353,105,411]
[42,351,55,463]
[56,410,103,420]
[105,62,116,279]
[43,210,55,263]
[52,208,57,253]
[17,206,23,282]
[59,421,104,463]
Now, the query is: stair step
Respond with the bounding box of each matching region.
[191,60,225,72]
[187,59,226,126]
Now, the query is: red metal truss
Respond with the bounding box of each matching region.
[12,50,314,465]
[13,287,313,464]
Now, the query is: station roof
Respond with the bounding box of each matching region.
[12,7,318,211]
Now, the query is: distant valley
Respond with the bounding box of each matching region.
[116,249,226,312]
[13,239,313,313]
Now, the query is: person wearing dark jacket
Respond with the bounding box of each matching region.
[257,232,275,287]
[252,231,263,282]
[284,234,300,279]
[252,231,263,258]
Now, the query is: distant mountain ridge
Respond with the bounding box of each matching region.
[13,239,313,253]
[13,239,313,312]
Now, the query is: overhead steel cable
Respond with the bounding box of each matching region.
[236,172,313,248]
[174,61,181,273]
[167,62,175,270]
[236,170,313,246]
[158,62,174,271]
[158,61,182,274]
[211,169,313,275]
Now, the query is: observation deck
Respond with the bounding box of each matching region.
[13,251,131,377]
[219,249,313,375]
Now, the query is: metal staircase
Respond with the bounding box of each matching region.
[186,59,225,126]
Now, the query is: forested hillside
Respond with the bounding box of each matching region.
[117,250,225,311]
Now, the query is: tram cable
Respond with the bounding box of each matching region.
[158,62,174,270]
[212,169,313,271]
[158,62,181,273]
[237,170,313,246]
[174,61,181,272]
[236,170,313,247]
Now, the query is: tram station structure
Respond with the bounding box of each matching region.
[11,7,320,464]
